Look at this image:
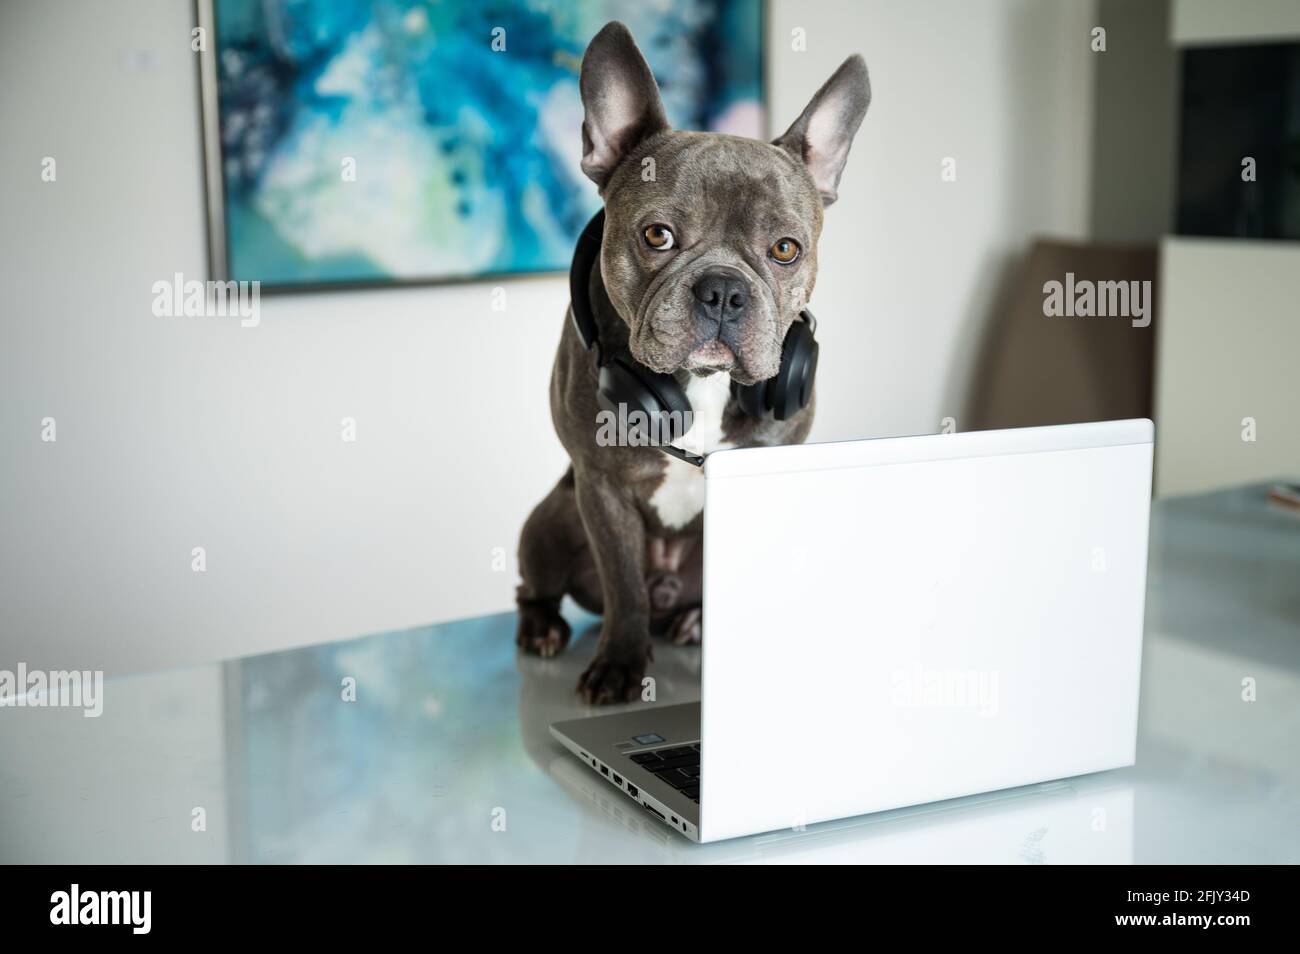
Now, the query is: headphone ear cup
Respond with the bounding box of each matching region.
[641,368,691,418]
[599,359,657,444]
[802,339,820,409]
[770,319,818,421]
[640,366,692,443]
[599,357,693,445]
[732,378,770,419]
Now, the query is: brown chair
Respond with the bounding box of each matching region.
[966,239,1157,431]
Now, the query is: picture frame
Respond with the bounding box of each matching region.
[195,0,766,293]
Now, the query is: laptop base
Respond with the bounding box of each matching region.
[550,702,701,841]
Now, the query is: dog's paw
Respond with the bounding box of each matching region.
[577,648,651,705]
[647,572,682,612]
[516,599,571,658]
[666,606,702,646]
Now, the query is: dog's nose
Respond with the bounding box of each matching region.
[692,270,749,323]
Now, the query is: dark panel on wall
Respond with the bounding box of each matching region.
[1176,44,1300,239]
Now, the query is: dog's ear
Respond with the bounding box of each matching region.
[774,55,871,206]
[580,21,670,190]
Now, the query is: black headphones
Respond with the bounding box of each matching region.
[569,209,819,465]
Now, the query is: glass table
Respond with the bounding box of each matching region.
[1,485,1296,863]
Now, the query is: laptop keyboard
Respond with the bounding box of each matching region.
[628,744,700,802]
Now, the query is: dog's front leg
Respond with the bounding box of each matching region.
[573,469,652,704]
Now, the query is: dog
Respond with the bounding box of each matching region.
[516,21,870,704]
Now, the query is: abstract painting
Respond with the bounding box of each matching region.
[204,0,764,289]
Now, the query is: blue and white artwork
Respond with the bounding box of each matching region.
[211,0,764,288]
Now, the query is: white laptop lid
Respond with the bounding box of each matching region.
[698,419,1153,843]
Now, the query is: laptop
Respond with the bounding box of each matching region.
[550,419,1154,843]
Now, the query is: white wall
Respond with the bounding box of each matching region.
[1172,0,1300,45]
[1,0,1096,674]
[1155,239,1300,497]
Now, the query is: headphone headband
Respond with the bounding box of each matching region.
[569,208,606,359]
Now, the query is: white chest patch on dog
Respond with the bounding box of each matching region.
[649,373,733,530]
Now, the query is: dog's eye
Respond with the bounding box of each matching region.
[643,224,675,251]
[770,238,801,265]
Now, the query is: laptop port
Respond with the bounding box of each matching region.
[600,764,609,776]
[642,802,666,821]
[612,773,623,785]
[627,784,638,798]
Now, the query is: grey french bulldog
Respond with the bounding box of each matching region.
[516,21,870,703]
